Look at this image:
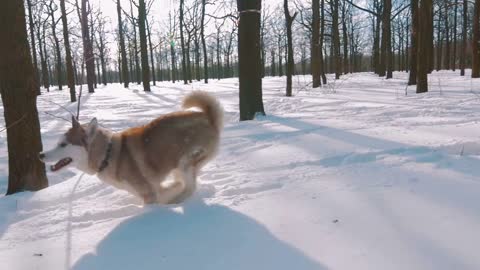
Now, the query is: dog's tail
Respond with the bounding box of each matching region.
[182,91,224,132]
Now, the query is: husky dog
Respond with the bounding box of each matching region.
[39,91,223,204]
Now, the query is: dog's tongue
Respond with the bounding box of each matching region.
[51,158,72,172]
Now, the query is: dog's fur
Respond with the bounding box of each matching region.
[40,91,223,204]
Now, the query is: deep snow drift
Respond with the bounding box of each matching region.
[1,71,480,270]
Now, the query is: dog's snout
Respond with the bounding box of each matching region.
[38,153,45,160]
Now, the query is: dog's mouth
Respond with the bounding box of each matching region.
[50,157,72,172]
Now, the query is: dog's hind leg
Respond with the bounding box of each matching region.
[168,165,197,204]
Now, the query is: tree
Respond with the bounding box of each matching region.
[77,0,95,92]
[417,0,432,93]
[117,0,129,88]
[408,0,418,85]
[237,0,265,121]
[311,0,321,87]
[472,0,480,78]
[332,0,342,79]
[137,0,151,91]
[284,0,297,96]
[201,0,208,83]
[26,0,41,95]
[179,0,188,84]
[460,0,467,76]
[0,0,48,194]
[60,0,76,102]
[47,0,63,90]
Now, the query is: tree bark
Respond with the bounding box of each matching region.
[48,0,63,90]
[332,0,341,79]
[26,0,40,95]
[179,0,188,84]
[201,0,208,83]
[472,0,480,77]
[460,0,467,76]
[0,0,48,194]
[311,0,321,87]
[117,0,129,88]
[453,0,458,71]
[80,0,95,92]
[284,0,296,96]
[138,0,151,91]
[238,0,265,120]
[60,0,76,102]
[417,0,432,93]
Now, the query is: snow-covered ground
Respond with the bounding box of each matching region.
[1,71,480,270]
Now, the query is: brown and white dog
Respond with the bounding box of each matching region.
[39,91,223,204]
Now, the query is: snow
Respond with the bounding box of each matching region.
[1,71,480,270]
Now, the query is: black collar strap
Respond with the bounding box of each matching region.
[98,141,113,172]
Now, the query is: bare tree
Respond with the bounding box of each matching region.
[60,0,76,101]
[237,0,265,120]
[1,0,48,194]
[117,0,130,87]
[472,0,480,78]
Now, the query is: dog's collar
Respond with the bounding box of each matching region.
[98,141,113,173]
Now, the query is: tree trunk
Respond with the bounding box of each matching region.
[146,18,156,86]
[436,6,443,72]
[0,0,48,194]
[26,0,40,95]
[238,0,265,120]
[380,0,392,78]
[138,0,151,91]
[117,0,129,88]
[80,0,95,93]
[472,0,480,77]
[417,0,432,93]
[60,0,76,101]
[320,0,327,83]
[271,49,276,76]
[179,0,188,84]
[37,24,50,91]
[444,0,451,70]
[453,0,458,71]
[201,0,208,83]
[49,1,63,90]
[311,0,321,87]
[284,0,296,96]
[332,0,341,79]
[460,0,467,76]
[342,1,349,74]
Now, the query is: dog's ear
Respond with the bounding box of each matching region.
[86,118,98,138]
[72,116,80,129]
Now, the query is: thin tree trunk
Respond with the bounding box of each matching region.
[472,0,480,77]
[332,0,341,79]
[179,0,188,84]
[60,0,76,101]
[284,0,296,96]
[320,0,327,83]
[49,1,63,90]
[80,0,95,92]
[146,18,156,86]
[201,0,208,83]
[26,0,40,95]
[117,0,129,88]
[460,0,467,76]
[453,0,458,71]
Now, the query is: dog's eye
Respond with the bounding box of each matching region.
[59,143,67,148]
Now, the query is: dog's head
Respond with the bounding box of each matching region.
[39,116,98,174]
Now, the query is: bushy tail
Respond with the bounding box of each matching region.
[182,91,224,132]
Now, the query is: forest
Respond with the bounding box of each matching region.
[1,0,480,269]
